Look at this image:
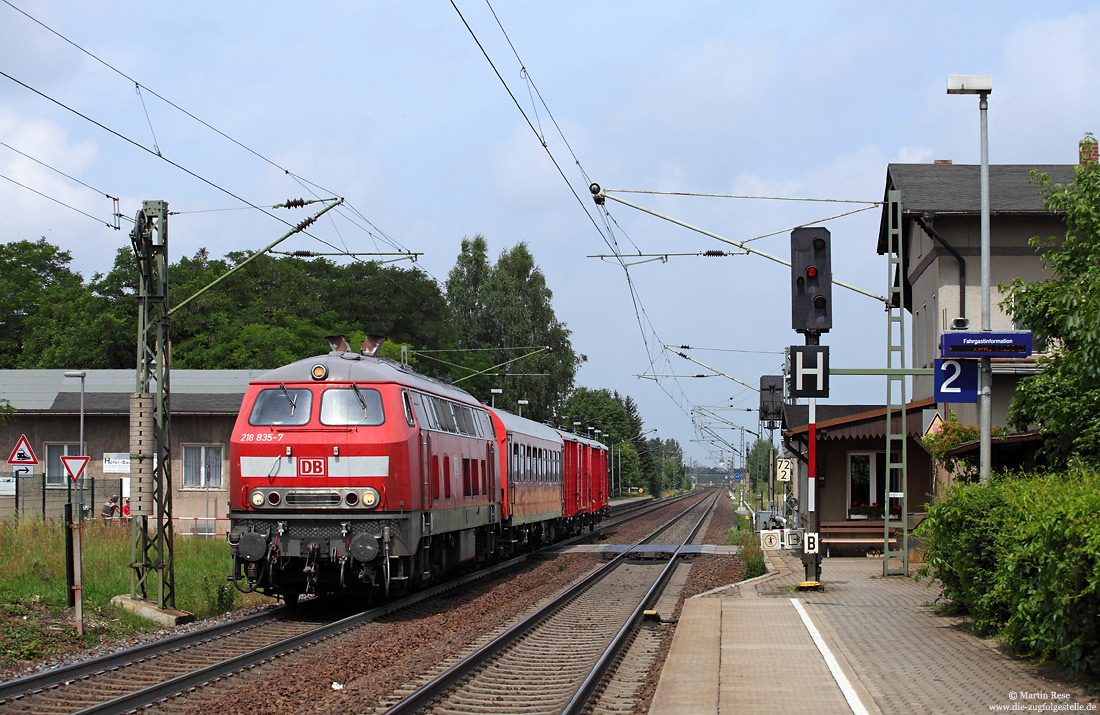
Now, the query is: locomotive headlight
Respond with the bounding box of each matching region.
[249,490,266,507]
[311,363,328,380]
[361,488,380,508]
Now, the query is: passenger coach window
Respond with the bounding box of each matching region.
[249,387,313,426]
[320,387,385,426]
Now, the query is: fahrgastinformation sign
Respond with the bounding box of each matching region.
[940,330,1032,358]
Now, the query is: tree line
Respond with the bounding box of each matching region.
[0,235,688,494]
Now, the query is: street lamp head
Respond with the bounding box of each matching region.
[490,388,503,394]
[517,399,528,405]
[64,371,87,379]
[947,74,992,95]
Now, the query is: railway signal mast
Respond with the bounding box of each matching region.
[790,227,831,590]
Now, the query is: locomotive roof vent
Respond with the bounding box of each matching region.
[361,334,386,357]
[326,335,351,353]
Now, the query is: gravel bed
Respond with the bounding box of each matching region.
[3,490,749,715]
[0,601,282,684]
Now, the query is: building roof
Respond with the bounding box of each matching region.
[876,163,1074,254]
[783,398,936,441]
[0,369,267,415]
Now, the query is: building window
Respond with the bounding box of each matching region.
[848,452,887,517]
[914,308,923,368]
[45,443,81,487]
[183,445,222,488]
[931,293,938,343]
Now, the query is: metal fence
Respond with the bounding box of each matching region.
[0,474,125,522]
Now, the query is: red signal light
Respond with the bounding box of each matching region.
[806,266,818,278]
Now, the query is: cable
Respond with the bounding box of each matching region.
[453,1,706,430]
[0,171,115,228]
[0,139,117,200]
[1,1,421,261]
[604,188,880,205]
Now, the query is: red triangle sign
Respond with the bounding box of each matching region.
[61,456,90,483]
[7,434,38,465]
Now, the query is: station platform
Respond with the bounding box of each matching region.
[650,548,1098,714]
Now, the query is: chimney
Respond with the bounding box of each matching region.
[1080,135,1098,165]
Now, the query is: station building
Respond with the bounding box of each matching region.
[0,369,264,534]
[781,139,1093,546]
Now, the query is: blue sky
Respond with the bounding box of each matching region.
[2,2,1098,466]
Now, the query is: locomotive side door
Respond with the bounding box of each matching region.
[421,431,431,510]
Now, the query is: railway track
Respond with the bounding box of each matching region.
[377,490,718,715]
[0,496,676,714]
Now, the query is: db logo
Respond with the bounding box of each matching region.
[297,458,327,477]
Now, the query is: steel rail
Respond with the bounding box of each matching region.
[561,490,718,714]
[67,553,532,714]
[0,604,288,702]
[0,495,664,710]
[381,490,715,715]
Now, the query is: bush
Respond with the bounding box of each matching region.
[917,468,1100,679]
[727,528,767,580]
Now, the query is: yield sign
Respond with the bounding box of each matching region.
[61,456,90,483]
[7,434,38,465]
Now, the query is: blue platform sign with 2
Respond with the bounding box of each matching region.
[934,358,979,403]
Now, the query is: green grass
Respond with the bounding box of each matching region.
[0,518,271,670]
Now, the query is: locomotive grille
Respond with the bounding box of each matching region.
[231,518,402,540]
[285,492,342,506]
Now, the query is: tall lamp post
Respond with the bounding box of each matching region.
[947,74,993,484]
[517,399,528,418]
[490,388,502,408]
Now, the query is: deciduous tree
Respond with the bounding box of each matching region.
[1003,136,1100,466]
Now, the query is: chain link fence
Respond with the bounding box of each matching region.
[1,474,126,523]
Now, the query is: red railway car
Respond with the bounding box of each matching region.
[559,430,609,533]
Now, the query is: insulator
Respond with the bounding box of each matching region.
[678,345,692,350]
[292,251,313,257]
[703,250,725,257]
[295,216,316,232]
[283,198,307,209]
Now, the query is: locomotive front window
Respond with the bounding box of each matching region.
[320,386,386,426]
[249,387,313,426]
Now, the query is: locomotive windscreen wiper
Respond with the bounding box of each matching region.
[278,383,297,415]
[351,383,369,414]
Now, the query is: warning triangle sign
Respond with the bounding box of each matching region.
[7,434,38,466]
[61,455,90,483]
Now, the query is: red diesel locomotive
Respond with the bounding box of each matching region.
[228,341,609,601]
